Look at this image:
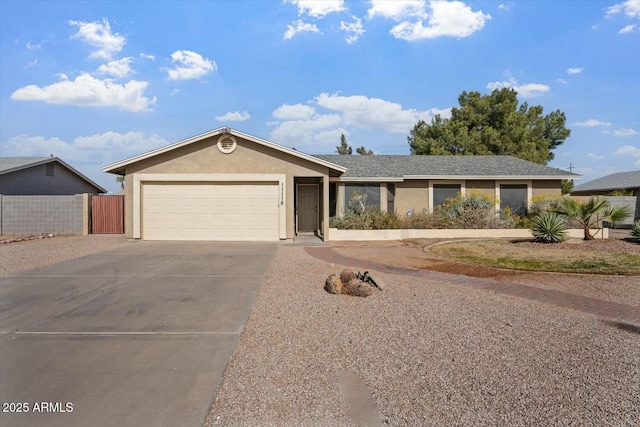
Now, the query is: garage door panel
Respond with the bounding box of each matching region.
[142,182,278,241]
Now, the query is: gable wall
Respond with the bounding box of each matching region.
[0,163,101,195]
[123,135,330,238]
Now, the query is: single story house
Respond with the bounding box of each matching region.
[0,157,106,195]
[103,127,579,241]
[571,170,640,196]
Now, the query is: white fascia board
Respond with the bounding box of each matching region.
[103,127,347,174]
[330,177,405,182]
[403,175,580,180]
[103,128,225,173]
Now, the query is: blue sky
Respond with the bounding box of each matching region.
[1,0,638,193]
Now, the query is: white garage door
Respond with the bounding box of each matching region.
[142,182,279,241]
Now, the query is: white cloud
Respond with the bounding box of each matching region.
[284,20,320,39]
[566,67,584,75]
[272,103,316,120]
[139,53,155,60]
[588,153,604,160]
[486,72,549,97]
[26,41,42,50]
[69,18,125,60]
[619,24,637,33]
[165,50,216,80]
[341,17,365,44]
[573,119,611,127]
[270,113,343,146]
[2,131,169,163]
[269,93,447,149]
[215,111,251,122]
[370,0,490,40]
[607,0,640,18]
[614,145,640,165]
[316,92,445,132]
[24,58,38,69]
[284,0,346,18]
[11,73,155,112]
[614,128,638,136]
[367,0,426,19]
[557,78,568,85]
[170,88,180,96]
[498,3,511,11]
[97,57,134,78]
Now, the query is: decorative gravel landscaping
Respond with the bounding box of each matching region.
[206,246,639,426]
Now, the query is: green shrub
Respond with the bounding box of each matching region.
[329,208,400,230]
[399,210,438,229]
[531,212,568,243]
[631,220,640,240]
[434,194,514,229]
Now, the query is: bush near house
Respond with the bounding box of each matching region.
[330,192,517,230]
[631,220,640,240]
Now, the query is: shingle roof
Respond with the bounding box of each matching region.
[0,157,51,173]
[572,170,640,193]
[313,155,578,179]
[0,157,107,193]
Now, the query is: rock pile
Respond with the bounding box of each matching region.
[324,269,373,297]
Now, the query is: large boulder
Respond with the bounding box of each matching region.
[324,274,343,294]
[340,269,357,285]
[342,278,372,297]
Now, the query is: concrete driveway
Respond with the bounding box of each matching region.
[0,241,277,427]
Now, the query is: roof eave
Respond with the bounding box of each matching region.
[402,174,581,180]
[1,157,107,193]
[102,127,347,174]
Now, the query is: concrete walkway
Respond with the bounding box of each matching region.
[305,247,640,326]
[0,242,277,427]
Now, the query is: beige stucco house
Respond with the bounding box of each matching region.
[103,127,578,241]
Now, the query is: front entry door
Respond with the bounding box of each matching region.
[297,184,318,233]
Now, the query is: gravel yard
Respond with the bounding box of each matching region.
[206,246,639,426]
[0,234,128,276]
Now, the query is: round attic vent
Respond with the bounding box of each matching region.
[217,135,237,154]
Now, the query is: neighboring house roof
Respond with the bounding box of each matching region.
[314,155,579,181]
[102,127,347,175]
[572,170,640,194]
[0,156,107,193]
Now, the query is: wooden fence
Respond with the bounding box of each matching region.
[91,195,124,234]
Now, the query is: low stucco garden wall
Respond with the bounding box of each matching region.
[327,228,609,241]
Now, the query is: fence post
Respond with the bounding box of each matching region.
[83,193,90,235]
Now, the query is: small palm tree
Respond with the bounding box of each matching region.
[556,197,631,240]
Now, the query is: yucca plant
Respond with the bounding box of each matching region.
[531,212,568,243]
[631,220,640,240]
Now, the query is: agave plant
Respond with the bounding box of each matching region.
[555,197,631,240]
[632,220,640,240]
[531,212,568,243]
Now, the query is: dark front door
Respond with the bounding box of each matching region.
[297,184,318,233]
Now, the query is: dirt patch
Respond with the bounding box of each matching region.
[330,239,640,306]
